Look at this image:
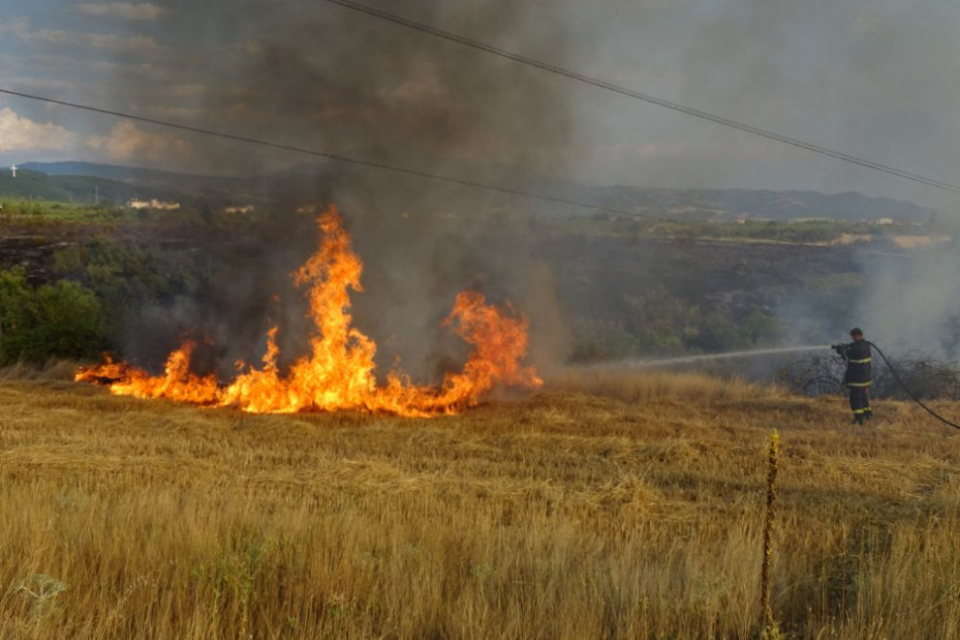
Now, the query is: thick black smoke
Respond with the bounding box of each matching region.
[116,0,576,380]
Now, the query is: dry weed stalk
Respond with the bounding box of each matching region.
[761,429,781,640]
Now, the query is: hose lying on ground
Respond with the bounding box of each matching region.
[867,341,960,430]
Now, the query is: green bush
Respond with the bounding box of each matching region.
[571,319,641,361]
[0,268,106,364]
[622,286,781,353]
[53,238,198,349]
[570,286,784,362]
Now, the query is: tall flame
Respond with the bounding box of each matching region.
[76,207,541,416]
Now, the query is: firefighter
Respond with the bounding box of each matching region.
[834,328,873,425]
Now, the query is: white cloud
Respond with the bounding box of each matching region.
[35,29,164,55]
[0,108,77,153]
[85,119,193,166]
[3,18,165,55]
[77,3,167,22]
[30,54,172,82]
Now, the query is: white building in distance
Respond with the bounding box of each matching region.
[224,205,255,214]
[127,199,181,211]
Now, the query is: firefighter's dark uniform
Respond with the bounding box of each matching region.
[839,339,873,423]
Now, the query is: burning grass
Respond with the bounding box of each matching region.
[76,207,541,416]
[1,369,959,638]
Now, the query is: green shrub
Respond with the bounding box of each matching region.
[571,319,640,361]
[53,238,198,349]
[570,287,783,362]
[0,268,105,364]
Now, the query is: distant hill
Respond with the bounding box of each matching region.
[20,161,246,200]
[17,160,933,222]
[386,156,933,222]
[0,169,184,205]
[569,185,932,223]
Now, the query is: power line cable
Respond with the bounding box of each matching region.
[0,87,691,224]
[322,0,960,195]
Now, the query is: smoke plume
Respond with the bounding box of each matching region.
[110,0,577,379]
[858,237,960,359]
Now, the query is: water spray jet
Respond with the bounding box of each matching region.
[593,345,832,369]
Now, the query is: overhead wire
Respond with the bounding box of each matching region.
[322,0,960,195]
[4,2,959,220]
[0,87,692,224]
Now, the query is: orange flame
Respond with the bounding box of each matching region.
[76,206,542,416]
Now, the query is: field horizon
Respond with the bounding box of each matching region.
[1,366,958,639]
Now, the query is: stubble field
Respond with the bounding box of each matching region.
[0,367,958,639]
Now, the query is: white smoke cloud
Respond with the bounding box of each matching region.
[0,107,77,152]
[76,3,167,22]
[860,245,960,359]
[84,119,193,167]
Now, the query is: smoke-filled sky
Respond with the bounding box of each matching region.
[2,0,960,209]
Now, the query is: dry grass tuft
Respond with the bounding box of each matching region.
[0,370,958,638]
[0,360,77,382]
[549,366,784,404]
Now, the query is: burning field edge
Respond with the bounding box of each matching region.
[76,206,542,417]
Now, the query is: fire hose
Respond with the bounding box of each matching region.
[853,341,960,430]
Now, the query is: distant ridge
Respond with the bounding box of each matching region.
[20,161,244,199]
[17,160,933,222]
[574,185,932,223]
[21,161,221,182]
[0,168,183,204]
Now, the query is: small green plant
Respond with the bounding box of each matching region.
[470,561,495,592]
[199,527,272,638]
[15,574,69,624]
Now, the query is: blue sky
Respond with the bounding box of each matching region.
[1,0,959,208]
